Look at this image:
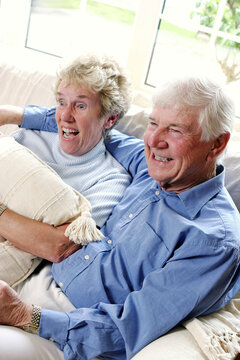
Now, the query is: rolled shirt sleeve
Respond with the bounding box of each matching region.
[22,105,58,132]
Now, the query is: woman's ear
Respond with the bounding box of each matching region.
[103,114,119,129]
[207,132,230,160]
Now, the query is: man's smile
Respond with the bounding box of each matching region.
[154,154,173,162]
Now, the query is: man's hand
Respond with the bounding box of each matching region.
[0,105,24,127]
[0,280,32,327]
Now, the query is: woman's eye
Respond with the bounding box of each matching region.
[76,103,85,109]
[57,99,65,106]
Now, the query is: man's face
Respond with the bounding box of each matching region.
[144,106,215,192]
[56,81,110,156]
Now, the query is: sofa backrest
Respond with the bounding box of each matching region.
[1,55,240,213]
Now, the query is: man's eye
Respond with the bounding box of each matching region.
[149,120,157,127]
[170,127,181,133]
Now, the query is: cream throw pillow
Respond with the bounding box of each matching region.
[0,133,103,287]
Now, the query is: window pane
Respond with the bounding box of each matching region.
[26,0,137,64]
[145,19,224,85]
[216,38,240,117]
[145,0,240,118]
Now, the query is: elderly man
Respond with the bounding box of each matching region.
[0,75,239,360]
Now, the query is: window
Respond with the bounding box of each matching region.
[25,0,138,65]
[0,0,239,119]
[144,0,240,117]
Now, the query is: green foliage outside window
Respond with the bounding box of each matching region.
[191,0,240,82]
[32,0,135,24]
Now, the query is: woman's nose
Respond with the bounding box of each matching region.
[61,106,74,122]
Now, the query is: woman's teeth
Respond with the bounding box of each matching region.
[63,127,79,138]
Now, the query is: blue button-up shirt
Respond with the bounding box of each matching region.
[22,107,240,360]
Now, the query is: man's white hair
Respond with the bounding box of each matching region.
[153,76,235,141]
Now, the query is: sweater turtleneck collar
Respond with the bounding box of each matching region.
[52,136,106,166]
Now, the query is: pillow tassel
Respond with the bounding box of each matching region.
[65,214,104,245]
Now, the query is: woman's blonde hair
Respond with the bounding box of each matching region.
[54,53,132,137]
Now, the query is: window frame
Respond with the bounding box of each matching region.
[0,0,239,96]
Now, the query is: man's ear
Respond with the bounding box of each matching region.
[103,114,119,129]
[207,132,230,160]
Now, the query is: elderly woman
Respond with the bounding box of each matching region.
[0,53,132,263]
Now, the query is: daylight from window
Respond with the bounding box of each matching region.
[0,0,239,120]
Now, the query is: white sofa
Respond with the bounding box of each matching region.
[1,46,240,360]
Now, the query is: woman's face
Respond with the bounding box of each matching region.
[56,81,110,156]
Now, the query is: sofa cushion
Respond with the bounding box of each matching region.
[0,134,102,287]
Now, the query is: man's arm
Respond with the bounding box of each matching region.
[0,105,24,126]
[21,105,58,132]
[106,130,147,177]
[0,208,80,262]
[21,106,147,177]
[0,236,238,359]
[0,105,58,132]
[39,242,240,359]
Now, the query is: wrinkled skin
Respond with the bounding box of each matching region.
[0,280,32,328]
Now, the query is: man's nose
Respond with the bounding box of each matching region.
[149,129,167,148]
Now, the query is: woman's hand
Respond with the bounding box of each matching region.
[53,224,82,262]
[0,280,32,327]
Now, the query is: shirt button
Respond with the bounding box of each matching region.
[129,213,133,218]
[59,281,63,287]
[49,338,54,342]
[107,239,112,245]
[155,190,160,195]
[84,255,90,260]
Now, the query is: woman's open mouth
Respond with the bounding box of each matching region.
[62,127,79,139]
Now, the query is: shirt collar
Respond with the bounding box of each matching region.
[163,165,225,219]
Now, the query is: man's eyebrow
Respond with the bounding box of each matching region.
[148,117,190,131]
[169,122,186,128]
[149,116,155,121]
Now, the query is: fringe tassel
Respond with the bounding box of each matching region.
[206,331,240,359]
[65,214,104,245]
[184,315,240,360]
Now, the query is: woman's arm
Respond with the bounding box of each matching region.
[0,105,24,126]
[0,208,81,262]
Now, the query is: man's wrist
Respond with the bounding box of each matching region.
[23,304,41,334]
[0,204,7,217]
